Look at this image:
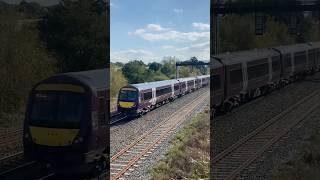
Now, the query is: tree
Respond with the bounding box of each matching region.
[110,64,127,98]
[253,17,295,48]
[40,0,108,72]
[145,69,169,82]
[161,56,177,79]
[122,60,148,84]
[0,9,56,120]
[148,62,162,72]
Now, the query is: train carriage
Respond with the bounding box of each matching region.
[117,79,179,116]
[238,49,280,96]
[23,69,109,174]
[197,75,210,87]
[273,44,310,81]
[211,42,320,117]
[176,78,189,95]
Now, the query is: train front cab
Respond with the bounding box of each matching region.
[117,86,139,116]
[23,75,108,175]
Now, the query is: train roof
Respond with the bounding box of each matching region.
[309,42,320,49]
[273,43,311,53]
[197,75,210,78]
[213,48,278,65]
[176,77,197,82]
[129,79,179,91]
[43,68,108,91]
[211,58,223,69]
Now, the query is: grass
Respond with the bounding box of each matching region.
[271,128,320,180]
[150,108,210,180]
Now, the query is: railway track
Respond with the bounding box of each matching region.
[212,89,320,180]
[110,112,128,125]
[109,91,209,180]
[0,129,22,144]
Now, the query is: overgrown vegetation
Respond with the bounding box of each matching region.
[40,0,109,72]
[0,9,56,127]
[271,129,320,180]
[150,110,210,180]
[0,0,108,127]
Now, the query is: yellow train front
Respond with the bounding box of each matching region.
[23,69,109,175]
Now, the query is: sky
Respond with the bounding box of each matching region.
[111,0,210,63]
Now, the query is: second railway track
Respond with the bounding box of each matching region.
[212,89,320,180]
[110,91,209,180]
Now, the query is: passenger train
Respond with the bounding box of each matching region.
[117,75,210,117]
[23,69,109,175]
[211,42,320,116]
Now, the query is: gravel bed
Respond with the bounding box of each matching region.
[240,101,320,180]
[125,95,209,180]
[212,73,320,156]
[110,87,209,156]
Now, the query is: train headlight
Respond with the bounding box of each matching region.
[74,137,83,144]
[24,133,29,139]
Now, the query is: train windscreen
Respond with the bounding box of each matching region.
[119,88,137,101]
[30,92,85,128]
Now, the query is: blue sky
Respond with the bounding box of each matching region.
[111,0,210,63]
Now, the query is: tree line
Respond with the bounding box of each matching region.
[0,0,108,126]
[110,56,209,99]
[220,0,320,52]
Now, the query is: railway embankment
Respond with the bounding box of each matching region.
[150,110,209,180]
[270,128,320,180]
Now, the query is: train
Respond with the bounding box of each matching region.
[211,42,320,116]
[117,75,210,117]
[23,69,109,175]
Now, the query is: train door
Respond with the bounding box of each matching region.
[151,88,156,105]
[171,84,174,98]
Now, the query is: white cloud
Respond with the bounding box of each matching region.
[161,45,175,49]
[129,24,209,42]
[176,41,210,60]
[147,24,170,32]
[192,22,210,31]
[124,23,210,63]
[111,49,158,63]
[173,8,183,13]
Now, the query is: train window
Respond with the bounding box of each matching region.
[187,81,194,87]
[174,85,179,91]
[181,83,186,89]
[31,92,84,128]
[230,69,243,84]
[284,54,291,68]
[294,51,306,65]
[98,97,106,125]
[248,63,268,80]
[144,92,152,100]
[156,87,171,97]
[212,75,221,90]
[119,90,137,100]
